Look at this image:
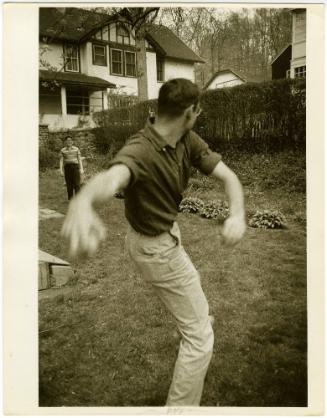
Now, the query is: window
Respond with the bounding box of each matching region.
[63,44,79,72]
[156,56,164,82]
[110,49,136,77]
[66,87,89,115]
[125,51,136,77]
[39,85,61,114]
[111,49,123,75]
[93,44,107,66]
[295,12,305,25]
[294,66,306,78]
[117,24,130,45]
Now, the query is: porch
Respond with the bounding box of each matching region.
[39,70,116,131]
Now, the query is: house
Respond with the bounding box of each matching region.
[39,7,204,130]
[271,8,306,79]
[290,8,306,78]
[203,69,246,90]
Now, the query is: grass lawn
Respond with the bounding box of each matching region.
[39,151,307,407]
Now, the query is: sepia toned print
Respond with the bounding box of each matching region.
[38,5,307,408]
[4,3,324,415]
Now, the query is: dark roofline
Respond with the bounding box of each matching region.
[145,33,167,58]
[147,24,205,63]
[39,70,116,89]
[270,44,292,65]
[39,7,119,44]
[203,69,246,89]
[290,8,307,12]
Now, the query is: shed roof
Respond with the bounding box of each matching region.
[40,70,116,89]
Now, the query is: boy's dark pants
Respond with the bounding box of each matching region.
[64,163,81,200]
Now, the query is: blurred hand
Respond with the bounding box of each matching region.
[221,215,246,247]
[61,196,107,257]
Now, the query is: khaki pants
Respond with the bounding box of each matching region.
[125,222,214,406]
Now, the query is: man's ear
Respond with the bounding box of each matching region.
[184,104,194,120]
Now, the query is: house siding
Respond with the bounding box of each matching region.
[146,51,159,99]
[290,9,306,77]
[206,72,244,89]
[164,58,194,82]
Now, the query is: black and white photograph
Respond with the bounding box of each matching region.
[3,2,325,414]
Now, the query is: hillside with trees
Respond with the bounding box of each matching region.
[159,7,292,84]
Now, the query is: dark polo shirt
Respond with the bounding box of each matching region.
[108,122,222,236]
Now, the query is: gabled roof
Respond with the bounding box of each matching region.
[39,7,113,42]
[270,44,292,65]
[39,7,204,64]
[40,70,116,89]
[204,69,246,89]
[146,25,205,63]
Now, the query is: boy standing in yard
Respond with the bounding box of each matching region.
[61,78,246,406]
[60,136,84,200]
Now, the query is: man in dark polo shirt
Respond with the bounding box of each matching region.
[62,78,246,406]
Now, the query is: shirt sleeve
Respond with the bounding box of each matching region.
[189,131,222,175]
[107,139,149,188]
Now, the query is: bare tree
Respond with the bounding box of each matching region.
[160,7,292,84]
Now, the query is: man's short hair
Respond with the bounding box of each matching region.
[158,78,200,118]
[64,136,73,141]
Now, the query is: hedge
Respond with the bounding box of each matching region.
[93,78,305,155]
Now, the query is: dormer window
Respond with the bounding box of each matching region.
[63,44,79,72]
[116,23,130,45]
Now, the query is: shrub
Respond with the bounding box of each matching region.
[200,200,229,221]
[95,78,306,156]
[248,210,286,229]
[92,126,132,155]
[195,78,306,154]
[188,175,215,192]
[179,197,204,213]
[39,146,58,171]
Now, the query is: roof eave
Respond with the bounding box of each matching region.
[40,70,116,89]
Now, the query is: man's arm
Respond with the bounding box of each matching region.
[210,161,246,246]
[77,149,84,174]
[59,155,64,176]
[61,164,131,256]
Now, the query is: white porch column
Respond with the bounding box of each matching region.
[60,86,67,115]
[103,90,108,110]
